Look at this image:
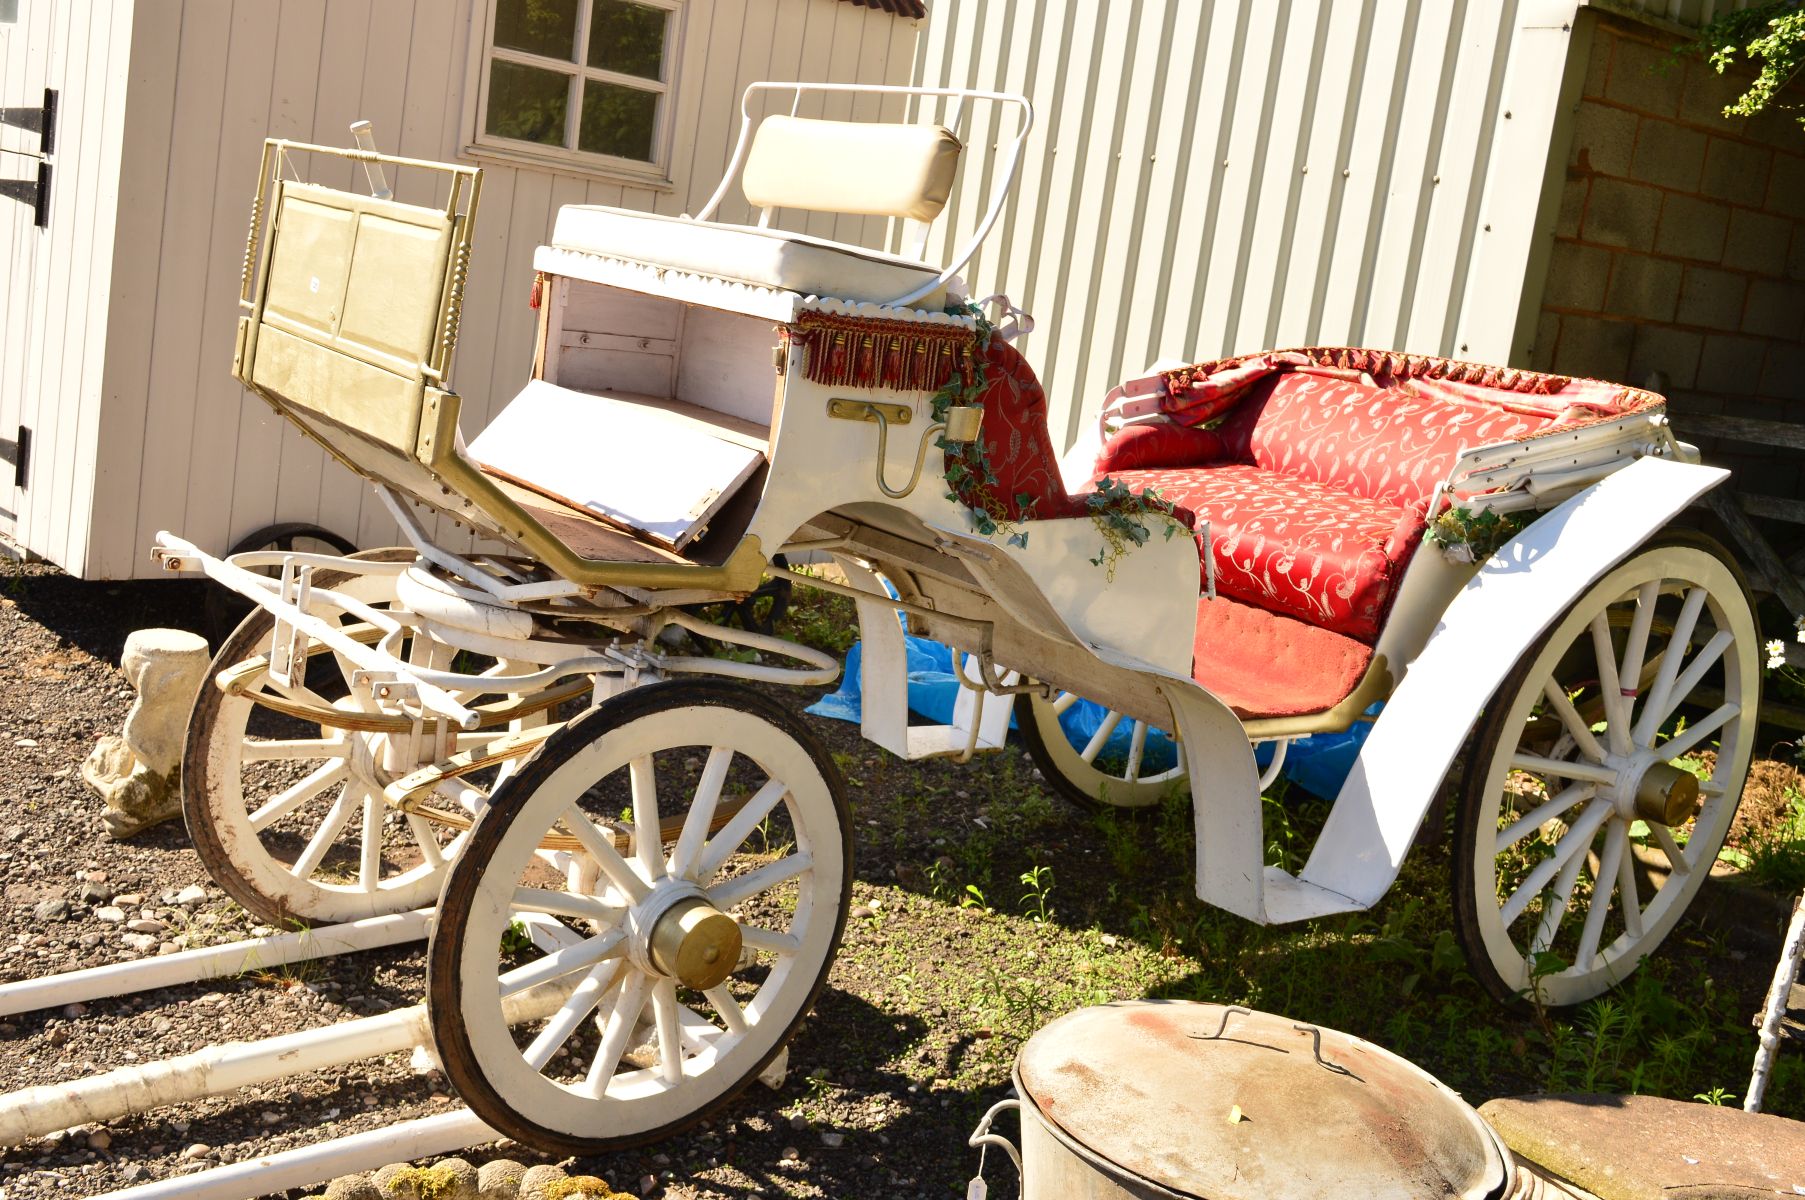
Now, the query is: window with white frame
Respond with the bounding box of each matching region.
[473,0,680,174]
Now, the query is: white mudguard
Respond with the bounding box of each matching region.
[1289,455,1731,912]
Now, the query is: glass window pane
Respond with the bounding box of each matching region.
[587,0,667,80]
[486,61,571,147]
[579,81,658,161]
[493,0,579,61]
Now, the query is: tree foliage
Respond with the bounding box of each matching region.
[1683,1,1805,128]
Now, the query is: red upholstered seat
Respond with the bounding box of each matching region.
[1190,595,1372,719]
[1105,463,1425,641]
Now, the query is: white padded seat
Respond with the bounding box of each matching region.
[550,205,948,307]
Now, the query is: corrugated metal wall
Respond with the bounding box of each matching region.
[907,0,1596,449]
[37,0,915,579]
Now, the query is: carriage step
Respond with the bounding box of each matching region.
[1260,867,1365,924]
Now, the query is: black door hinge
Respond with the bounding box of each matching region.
[0,87,56,154]
[0,427,30,489]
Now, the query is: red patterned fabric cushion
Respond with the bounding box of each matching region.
[1191,595,1372,718]
[1090,419,1239,476]
[1103,463,1425,641]
[1244,373,1552,510]
[944,340,1088,522]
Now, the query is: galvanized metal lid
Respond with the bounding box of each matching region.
[1015,1001,1510,1200]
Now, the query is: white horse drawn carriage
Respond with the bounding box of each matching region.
[155,83,1759,1153]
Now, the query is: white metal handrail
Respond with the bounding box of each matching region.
[693,81,1034,309]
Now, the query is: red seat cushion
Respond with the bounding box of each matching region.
[943,340,1088,523]
[1191,595,1372,719]
[1104,463,1425,641]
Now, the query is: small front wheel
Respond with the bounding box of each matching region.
[1452,532,1759,1008]
[427,679,852,1154]
[1015,689,1186,810]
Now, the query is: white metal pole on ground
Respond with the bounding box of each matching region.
[0,1004,433,1146]
[1747,892,1805,1113]
[86,1108,498,1200]
[0,910,433,1017]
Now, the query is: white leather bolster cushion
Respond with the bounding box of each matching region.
[740,115,961,222]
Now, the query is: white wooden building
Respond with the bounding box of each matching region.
[0,0,1763,579]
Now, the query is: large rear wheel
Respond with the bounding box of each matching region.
[1452,532,1758,1008]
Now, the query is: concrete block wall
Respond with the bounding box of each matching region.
[1535,12,1805,506]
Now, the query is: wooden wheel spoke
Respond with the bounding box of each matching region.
[586,972,652,1096]
[1540,680,1606,763]
[1657,701,1738,762]
[1496,782,1594,854]
[1575,821,1630,971]
[1634,586,1707,747]
[1079,711,1123,764]
[501,929,625,999]
[1509,753,1617,787]
[1125,721,1147,783]
[669,747,732,881]
[1531,833,1592,955]
[1652,629,1734,735]
[511,887,626,925]
[694,778,788,882]
[358,791,383,891]
[1618,581,1660,703]
[249,760,350,832]
[652,979,684,1084]
[1590,614,1633,757]
[629,757,662,880]
[523,960,621,1071]
[706,852,813,909]
[1500,800,1612,927]
[406,813,446,870]
[1051,691,1079,715]
[738,924,801,956]
[1649,821,1691,875]
[705,985,750,1036]
[561,808,651,904]
[288,783,359,879]
[1615,827,1644,939]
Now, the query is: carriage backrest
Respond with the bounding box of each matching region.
[740,115,961,223]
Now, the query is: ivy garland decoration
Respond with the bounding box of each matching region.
[1426,505,1528,564]
[1086,476,1183,580]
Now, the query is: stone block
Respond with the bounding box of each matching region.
[81,628,211,840]
[1653,193,1728,262]
[1542,241,1611,311]
[1628,326,1701,390]
[1767,152,1805,220]
[1605,37,1682,118]
[1630,120,1706,191]
[1604,254,1681,322]
[1556,175,1587,239]
[1582,26,1611,100]
[1699,137,1772,207]
[1722,207,1790,275]
[1760,345,1805,402]
[1698,333,1769,395]
[1552,315,1635,382]
[1679,60,1752,131]
[1569,102,1637,177]
[1582,177,1661,250]
[1743,278,1805,340]
[1676,265,1748,330]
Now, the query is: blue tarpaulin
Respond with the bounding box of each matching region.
[806,633,1377,797]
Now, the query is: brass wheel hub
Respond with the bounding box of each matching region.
[1599,752,1702,827]
[625,884,742,991]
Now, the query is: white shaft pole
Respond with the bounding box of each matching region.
[0,910,433,1018]
[88,1109,497,1200]
[0,1005,431,1146]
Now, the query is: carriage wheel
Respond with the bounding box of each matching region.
[184,549,470,925]
[1452,531,1758,1008]
[1015,689,1187,810]
[428,679,851,1153]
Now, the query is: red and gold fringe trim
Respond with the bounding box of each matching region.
[785,312,975,392]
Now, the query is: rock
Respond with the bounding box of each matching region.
[820,1131,844,1148]
[125,918,163,934]
[60,1002,85,1019]
[76,881,111,905]
[83,628,210,839]
[174,885,207,906]
[33,898,69,922]
[86,1129,111,1151]
[517,1163,568,1200]
[850,905,875,920]
[372,1160,480,1200]
[180,1143,212,1162]
[261,1111,282,1126]
[476,1158,526,1199]
[324,1173,381,1200]
[371,1164,409,1197]
[121,932,159,953]
[788,1114,808,1131]
[111,893,144,908]
[93,906,125,923]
